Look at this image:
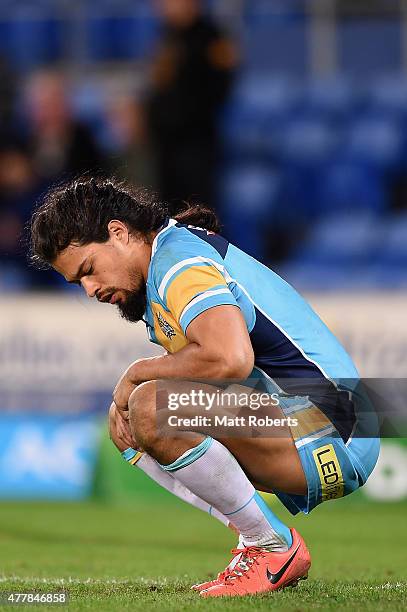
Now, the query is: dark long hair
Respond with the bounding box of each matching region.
[29,175,220,268]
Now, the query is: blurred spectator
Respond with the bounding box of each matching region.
[0,139,72,290]
[24,70,105,182]
[0,55,17,132]
[107,95,157,189]
[390,175,407,212]
[147,0,237,208]
[0,143,37,258]
[0,142,54,289]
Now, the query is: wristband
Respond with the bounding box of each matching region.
[121,447,143,465]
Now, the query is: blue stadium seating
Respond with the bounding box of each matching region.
[244,5,308,74]
[0,16,64,70]
[279,118,339,166]
[344,115,404,172]
[86,14,157,61]
[220,164,282,260]
[231,75,302,121]
[280,213,407,290]
[288,212,381,266]
[377,214,407,266]
[275,119,341,217]
[0,264,32,291]
[315,161,387,215]
[367,76,407,119]
[338,19,402,77]
[0,3,406,290]
[275,262,371,291]
[70,83,109,149]
[302,77,357,122]
[220,104,272,161]
[0,1,158,69]
[221,76,302,161]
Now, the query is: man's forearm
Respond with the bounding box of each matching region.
[128,343,238,384]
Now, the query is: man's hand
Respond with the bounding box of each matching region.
[112,358,157,416]
[109,402,135,451]
[113,366,138,416]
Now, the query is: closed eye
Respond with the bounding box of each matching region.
[67,267,93,286]
[66,258,94,285]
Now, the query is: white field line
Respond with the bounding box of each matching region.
[375,582,407,590]
[0,576,174,586]
[0,576,406,589]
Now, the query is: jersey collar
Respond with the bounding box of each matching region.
[151,217,177,257]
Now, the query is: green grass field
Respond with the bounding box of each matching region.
[0,497,406,611]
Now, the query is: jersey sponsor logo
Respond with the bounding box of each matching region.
[313,443,344,500]
[156,312,176,340]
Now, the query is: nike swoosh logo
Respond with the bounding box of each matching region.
[266,543,300,584]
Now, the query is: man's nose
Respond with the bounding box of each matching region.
[81,277,99,298]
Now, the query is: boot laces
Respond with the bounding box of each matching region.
[216,547,243,581]
[224,546,266,582]
[217,568,231,581]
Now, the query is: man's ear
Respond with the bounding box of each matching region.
[107,220,130,243]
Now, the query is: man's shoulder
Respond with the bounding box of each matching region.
[154,223,223,265]
[150,224,225,292]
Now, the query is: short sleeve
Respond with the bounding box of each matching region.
[154,254,239,334]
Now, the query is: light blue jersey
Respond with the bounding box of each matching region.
[143,218,379,513]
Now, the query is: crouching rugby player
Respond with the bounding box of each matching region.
[29,176,380,598]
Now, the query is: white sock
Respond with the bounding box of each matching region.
[161,437,292,552]
[228,534,245,570]
[122,448,229,526]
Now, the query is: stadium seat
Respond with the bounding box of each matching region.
[243,6,308,75]
[3,15,64,70]
[367,264,407,289]
[338,19,402,78]
[220,104,272,160]
[279,118,339,166]
[219,164,281,260]
[315,161,387,215]
[344,116,404,172]
[0,263,31,291]
[266,119,339,219]
[376,214,407,266]
[222,76,302,160]
[270,118,341,218]
[275,261,374,291]
[303,77,357,121]
[287,212,381,266]
[70,83,109,149]
[367,75,407,119]
[277,164,322,220]
[86,13,157,61]
[231,75,301,122]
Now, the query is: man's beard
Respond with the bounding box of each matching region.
[116,285,147,323]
